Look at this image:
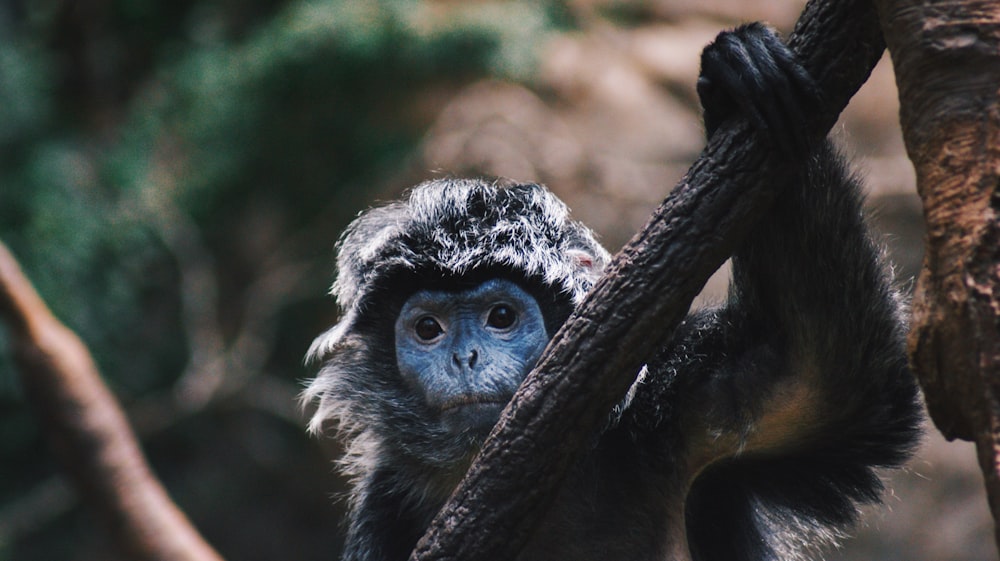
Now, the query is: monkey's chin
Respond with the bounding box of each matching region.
[440,402,506,438]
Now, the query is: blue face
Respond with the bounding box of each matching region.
[394,279,550,437]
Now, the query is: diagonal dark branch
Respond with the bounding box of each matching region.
[411,0,886,559]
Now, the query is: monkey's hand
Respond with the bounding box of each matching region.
[697,23,821,159]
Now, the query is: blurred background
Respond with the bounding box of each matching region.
[0,0,994,559]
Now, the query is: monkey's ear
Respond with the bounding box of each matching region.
[564,248,606,305]
[567,249,604,277]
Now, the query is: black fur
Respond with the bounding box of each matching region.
[305,23,922,561]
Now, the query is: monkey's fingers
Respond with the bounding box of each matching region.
[699,23,821,159]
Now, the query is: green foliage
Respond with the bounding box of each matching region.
[0,41,51,147]
[93,0,560,237]
[0,1,562,558]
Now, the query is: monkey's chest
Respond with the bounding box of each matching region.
[516,446,684,561]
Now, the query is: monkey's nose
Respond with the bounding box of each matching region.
[453,349,478,369]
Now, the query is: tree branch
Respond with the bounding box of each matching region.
[873,0,1000,547]
[0,240,223,561]
[411,0,887,559]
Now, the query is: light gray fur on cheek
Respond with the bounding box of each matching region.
[394,279,549,410]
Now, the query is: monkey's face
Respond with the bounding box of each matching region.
[394,278,549,439]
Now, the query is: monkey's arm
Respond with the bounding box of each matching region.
[622,24,921,560]
[681,141,919,459]
[629,143,920,559]
[631,23,920,462]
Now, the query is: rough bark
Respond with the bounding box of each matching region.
[874,0,1000,547]
[0,241,223,561]
[411,0,887,559]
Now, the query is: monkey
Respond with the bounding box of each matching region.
[303,23,922,561]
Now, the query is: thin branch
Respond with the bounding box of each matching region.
[411,0,887,558]
[0,240,224,561]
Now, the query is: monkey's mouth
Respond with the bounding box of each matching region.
[437,395,510,436]
[438,394,509,412]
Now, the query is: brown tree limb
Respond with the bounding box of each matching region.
[0,241,223,561]
[873,0,1000,547]
[411,0,887,559]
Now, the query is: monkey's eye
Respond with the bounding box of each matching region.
[486,304,517,329]
[414,316,444,341]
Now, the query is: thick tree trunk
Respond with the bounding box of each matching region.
[874,0,1000,548]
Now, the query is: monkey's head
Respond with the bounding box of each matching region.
[304,178,609,481]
